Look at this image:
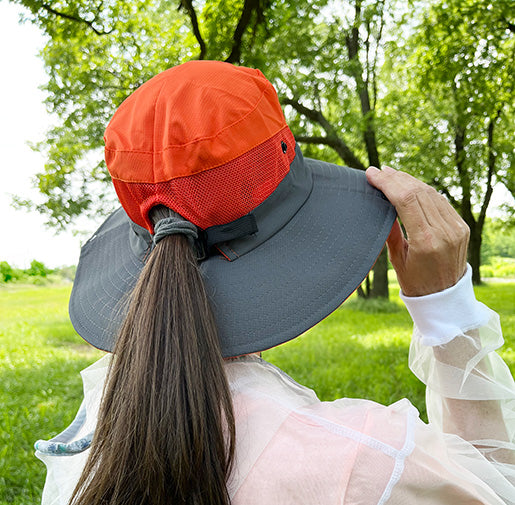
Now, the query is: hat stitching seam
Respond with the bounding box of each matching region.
[227,245,240,258]
[104,87,281,154]
[109,126,293,184]
[76,248,143,340]
[153,78,168,181]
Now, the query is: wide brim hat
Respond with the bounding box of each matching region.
[69,61,396,357]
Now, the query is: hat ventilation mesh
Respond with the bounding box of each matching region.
[112,127,296,231]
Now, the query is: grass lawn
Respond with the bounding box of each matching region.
[1,280,514,504]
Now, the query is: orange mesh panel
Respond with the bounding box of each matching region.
[112,128,296,232]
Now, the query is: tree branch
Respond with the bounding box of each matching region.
[282,97,366,170]
[345,0,361,61]
[364,19,371,87]
[178,0,206,59]
[294,135,367,171]
[478,108,503,230]
[452,87,473,223]
[371,0,386,111]
[343,0,380,167]
[225,0,265,64]
[39,2,113,35]
[431,178,459,209]
[281,98,335,133]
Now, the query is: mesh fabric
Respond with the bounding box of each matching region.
[112,127,296,231]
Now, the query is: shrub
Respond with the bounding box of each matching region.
[0,261,14,282]
[0,260,56,284]
[0,261,25,283]
[497,263,515,278]
[27,260,53,278]
[481,257,515,279]
[480,265,495,278]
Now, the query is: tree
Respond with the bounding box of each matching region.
[382,0,515,284]
[27,259,53,277]
[12,0,400,296]
[245,0,397,297]
[12,0,197,227]
[12,0,272,227]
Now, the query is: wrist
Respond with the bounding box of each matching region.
[400,264,491,346]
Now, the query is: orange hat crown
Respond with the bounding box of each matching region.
[104,60,295,232]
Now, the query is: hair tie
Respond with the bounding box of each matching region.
[153,216,198,246]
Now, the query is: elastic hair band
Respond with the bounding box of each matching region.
[153,216,198,246]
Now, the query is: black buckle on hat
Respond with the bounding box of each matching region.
[194,214,258,262]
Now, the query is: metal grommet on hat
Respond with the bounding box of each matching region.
[69,60,396,357]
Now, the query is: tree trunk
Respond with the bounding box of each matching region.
[357,274,371,298]
[346,2,388,298]
[467,110,502,286]
[453,109,499,286]
[453,119,481,284]
[370,247,389,298]
[468,224,482,285]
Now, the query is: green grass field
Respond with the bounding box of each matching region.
[1,281,514,504]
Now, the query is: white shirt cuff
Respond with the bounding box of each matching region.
[400,264,491,346]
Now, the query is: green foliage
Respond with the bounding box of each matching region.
[0,261,18,282]
[54,264,77,282]
[26,260,53,278]
[259,0,393,168]
[0,260,74,285]
[481,258,515,279]
[481,218,515,279]
[379,0,515,283]
[481,218,515,263]
[382,0,514,201]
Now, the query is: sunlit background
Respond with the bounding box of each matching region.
[1,1,512,269]
[0,1,102,268]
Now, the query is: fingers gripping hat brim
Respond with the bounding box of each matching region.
[69,148,396,357]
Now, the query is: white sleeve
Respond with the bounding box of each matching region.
[401,266,515,503]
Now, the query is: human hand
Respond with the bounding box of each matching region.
[366,166,469,297]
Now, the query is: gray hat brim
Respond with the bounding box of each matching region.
[69,148,396,356]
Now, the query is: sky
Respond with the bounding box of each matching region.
[0,2,102,268]
[0,2,513,269]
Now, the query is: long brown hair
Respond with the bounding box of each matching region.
[70,206,236,505]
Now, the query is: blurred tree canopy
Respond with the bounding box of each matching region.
[10,0,514,288]
[482,218,515,264]
[382,0,514,283]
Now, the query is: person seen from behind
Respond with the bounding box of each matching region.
[35,61,515,505]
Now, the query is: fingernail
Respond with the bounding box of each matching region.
[367,166,380,174]
[382,165,396,173]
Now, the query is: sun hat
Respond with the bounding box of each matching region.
[69,60,396,357]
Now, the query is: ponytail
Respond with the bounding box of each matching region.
[70,207,235,505]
